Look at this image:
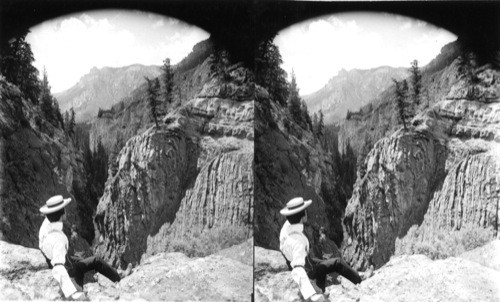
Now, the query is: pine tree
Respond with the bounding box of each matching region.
[40,67,54,121]
[210,48,231,83]
[312,113,318,135]
[69,108,76,136]
[145,77,160,128]
[52,98,63,128]
[255,38,289,106]
[161,58,174,104]
[63,111,70,129]
[287,70,302,123]
[300,100,312,131]
[318,110,325,138]
[457,52,480,98]
[91,139,108,207]
[409,60,422,112]
[393,79,409,131]
[0,30,40,103]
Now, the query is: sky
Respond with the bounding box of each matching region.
[274,12,458,95]
[27,10,210,93]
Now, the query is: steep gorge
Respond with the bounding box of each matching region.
[341,56,500,270]
[0,78,94,246]
[94,62,254,267]
[255,85,345,250]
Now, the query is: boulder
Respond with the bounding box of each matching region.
[0,240,252,301]
[255,243,500,302]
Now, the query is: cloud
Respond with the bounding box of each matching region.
[275,13,456,95]
[399,21,412,31]
[152,19,164,29]
[27,11,208,93]
[28,14,136,91]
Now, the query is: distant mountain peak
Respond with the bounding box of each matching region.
[55,64,162,122]
[304,66,408,124]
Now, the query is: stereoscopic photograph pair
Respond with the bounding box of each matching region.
[0,1,499,301]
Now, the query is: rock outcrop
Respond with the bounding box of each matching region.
[342,61,500,270]
[89,40,214,156]
[0,77,93,247]
[0,239,252,301]
[255,241,500,302]
[94,63,253,267]
[342,130,448,269]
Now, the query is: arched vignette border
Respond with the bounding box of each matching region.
[0,0,499,68]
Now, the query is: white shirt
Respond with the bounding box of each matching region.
[39,218,77,297]
[280,221,316,299]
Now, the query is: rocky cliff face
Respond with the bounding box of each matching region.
[0,77,93,247]
[89,54,213,157]
[255,85,345,250]
[342,61,500,270]
[0,239,252,301]
[94,63,254,267]
[342,130,447,269]
[337,40,462,165]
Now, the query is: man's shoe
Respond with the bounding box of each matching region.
[67,291,89,301]
[118,263,133,279]
[308,293,326,302]
[361,265,374,281]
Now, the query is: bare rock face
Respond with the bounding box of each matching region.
[255,242,500,302]
[342,131,447,270]
[94,65,253,267]
[423,150,499,231]
[342,64,500,270]
[94,127,199,266]
[0,241,60,300]
[0,239,252,301]
[0,78,93,247]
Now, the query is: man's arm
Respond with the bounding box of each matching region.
[51,239,79,298]
[289,237,317,300]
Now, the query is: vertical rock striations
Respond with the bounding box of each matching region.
[424,151,499,231]
[94,128,199,266]
[342,131,447,269]
[170,150,253,237]
[94,63,254,266]
[342,62,500,270]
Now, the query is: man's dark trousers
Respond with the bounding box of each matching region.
[307,257,361,292]
[70,256,121,288]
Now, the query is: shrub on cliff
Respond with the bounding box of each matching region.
[395,223,495,260]
[167,225,251,258]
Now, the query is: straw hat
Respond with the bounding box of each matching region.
[39,195,71,215]
[280,197,312,216]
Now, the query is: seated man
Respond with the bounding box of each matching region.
[39,195,128,300]
[279,197,363,302]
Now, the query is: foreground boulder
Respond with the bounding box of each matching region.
[255,240,500,302]
[0,239,252,301]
